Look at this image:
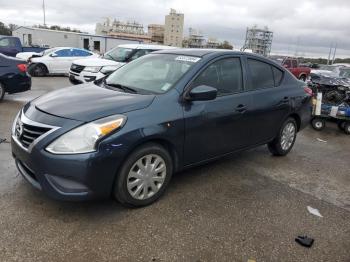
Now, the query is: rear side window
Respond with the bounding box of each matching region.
[130,49,152,61]
[272,66,283,86]
[247,59,275,90]
[190,57,243,96]
[0,38,10,47]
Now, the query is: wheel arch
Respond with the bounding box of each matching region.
[288,113,301,131]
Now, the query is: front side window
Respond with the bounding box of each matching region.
[105,54,200,94]
[247,59,275,90]
[190,58,243,96]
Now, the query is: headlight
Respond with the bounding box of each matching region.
[12,111,21,135]
[46,115,126,154]
[84,66,102,73]
[100,65,122,74]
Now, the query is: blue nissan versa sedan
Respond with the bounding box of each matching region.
[11,49,312,207]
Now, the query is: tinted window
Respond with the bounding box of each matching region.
[272,66,283,86]
[191,58,243,96]
[55,49,73,57]
[247,59,274,90]
[72,49,92,57]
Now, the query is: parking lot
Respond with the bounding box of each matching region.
[0,77,349,261]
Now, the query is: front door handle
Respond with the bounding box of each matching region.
[236,104,247,113]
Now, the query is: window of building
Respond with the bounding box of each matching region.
[190,58,243,96]
[247,59,275,90]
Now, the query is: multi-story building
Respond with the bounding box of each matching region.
[164,9,184,47]
[148,24,164,44]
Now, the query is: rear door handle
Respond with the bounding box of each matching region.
[235,104,247,113]
[280,96,289,103]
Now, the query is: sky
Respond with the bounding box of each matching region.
[0,0,349,58]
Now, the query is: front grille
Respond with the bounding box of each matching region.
[70,64,85,73]
[16,122,51,148]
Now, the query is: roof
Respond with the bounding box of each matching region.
[118,44,176,50]
[153,48,245,57]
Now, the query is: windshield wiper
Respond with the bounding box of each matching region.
[104,82,138,94]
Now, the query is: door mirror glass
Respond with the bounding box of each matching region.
[50,53,58,57]
[187,85,217,101]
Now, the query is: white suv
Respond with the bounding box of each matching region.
[69,44,176,84]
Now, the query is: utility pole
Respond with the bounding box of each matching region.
[331,42,337,65]
[327,43,333,65]
[43,0,46,26]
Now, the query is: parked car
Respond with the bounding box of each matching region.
[27,47,98,76]
[11,49,312,206]
[69,44,176,84]
[16,47,57,61]
[0,36,47,57]
[0,53,31,101]
[270,56,311,81]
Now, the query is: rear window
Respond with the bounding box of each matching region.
[247,59,274,90]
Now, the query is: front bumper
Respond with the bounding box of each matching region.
[11,109,123,201]
[69,71,105,85]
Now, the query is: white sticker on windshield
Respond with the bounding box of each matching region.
[175,56,201,63]
[161,83,172,91]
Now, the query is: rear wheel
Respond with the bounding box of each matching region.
[113,143,173,207]
[337,121,345,131]
[299,75,307,82]
[0,82,5,101]
[311,117,325,131]
[268,117,297,156]
[29,63,48,77]
[344,122,350,135]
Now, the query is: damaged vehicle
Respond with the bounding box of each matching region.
[308,65,350,105]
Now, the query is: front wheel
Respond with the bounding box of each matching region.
[344,122,350,135]
[268,118,297,156]
[113,143,173,207]
[311,117,325,131]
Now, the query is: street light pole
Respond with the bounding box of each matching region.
[43,0,46,26]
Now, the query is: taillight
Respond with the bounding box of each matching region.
[304,86,313,96]
[17,64,27,73]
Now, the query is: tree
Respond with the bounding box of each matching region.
[0,22,12,36]
[217,40,233,50]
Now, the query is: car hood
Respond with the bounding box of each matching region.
[73,58,124,67]
[310,71,350,87]
[32,83,155,122]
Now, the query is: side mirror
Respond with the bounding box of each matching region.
[283,64,289,68]
[50,53,58,57]
[186,85,217,101]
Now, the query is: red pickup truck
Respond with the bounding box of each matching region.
[270,57,311,81]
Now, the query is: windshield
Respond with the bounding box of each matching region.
[103,47,134,62]
[105,54,200,94]
[318,65,338,72]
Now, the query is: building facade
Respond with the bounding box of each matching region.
[96,19,151,43]
[12,26,141,54]
[148,24,164,44]
[164,9,184,47]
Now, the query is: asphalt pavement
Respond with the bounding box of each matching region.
[0,77,349,262]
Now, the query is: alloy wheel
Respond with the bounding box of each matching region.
[280,122,296,151]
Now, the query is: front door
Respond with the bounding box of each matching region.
[183,56,253,165]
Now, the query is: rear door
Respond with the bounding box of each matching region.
[183,56,253,165]
[245,58,290,144]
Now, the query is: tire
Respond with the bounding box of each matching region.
[268,117,297,156]
[311,117,325,131]
[113,143,173,207]
[344,122,350,135]
[299,75,307,82]
[29,63,48,77]
[337,121,345,131]
[0,82,5,102]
